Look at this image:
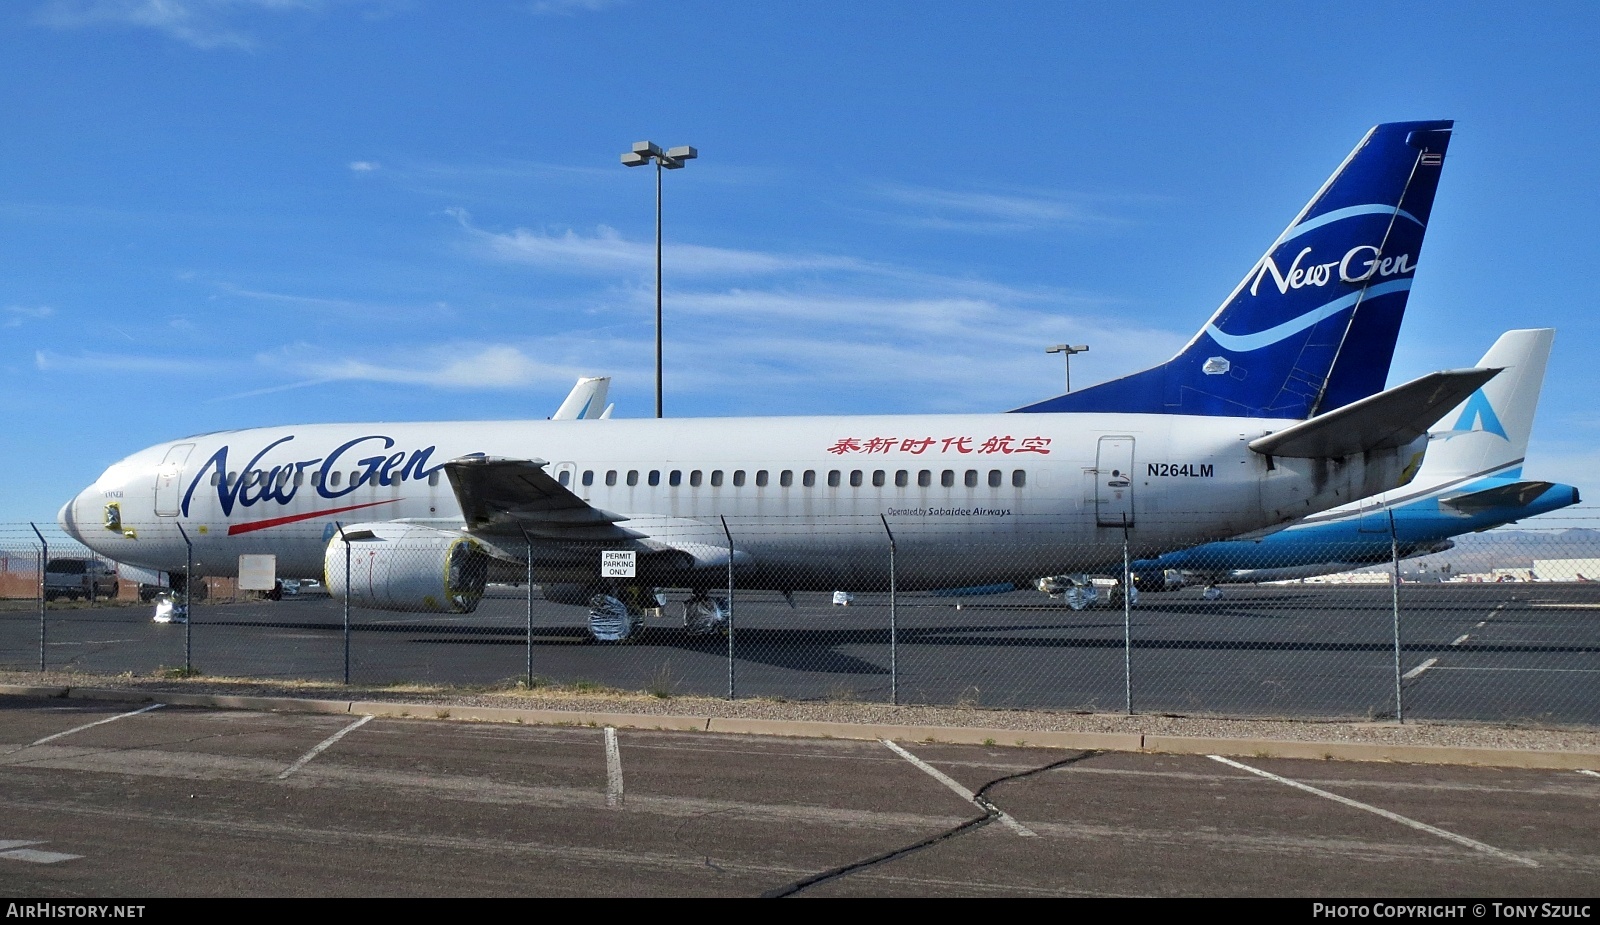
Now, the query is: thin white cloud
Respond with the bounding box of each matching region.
[453,211,870,278]
[863,182,1126,234]
[210,281,459,322]
[448,208,1113,305]
[667,288,1176,353]
[34,0,399,50]
[256,343,589,390]
[216,283,373,309]
[35,349,222,374]
[205,377,339,402]
[526,0,626,15]
[601,285,1186,413]
[4,305,54,328]
[348,160,380,172]
[449,210,1098,308]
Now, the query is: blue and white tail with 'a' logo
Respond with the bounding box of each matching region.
[1016,120,1454,418]
[1424,328,1553,481]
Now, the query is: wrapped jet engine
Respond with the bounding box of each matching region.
[324,522,489,614]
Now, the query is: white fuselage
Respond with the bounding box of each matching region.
[62,412,1420,591]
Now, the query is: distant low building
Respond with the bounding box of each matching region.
[1531,558,1600,582]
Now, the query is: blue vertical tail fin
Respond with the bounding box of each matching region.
[1015,120,1453,419]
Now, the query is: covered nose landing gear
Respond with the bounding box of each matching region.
[151,593,187,624]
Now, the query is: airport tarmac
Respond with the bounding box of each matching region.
[0,693,1597,897]
[3,583,1598,727]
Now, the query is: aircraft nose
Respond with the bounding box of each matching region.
[58,494,84,543]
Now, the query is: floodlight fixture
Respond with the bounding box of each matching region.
[1046,344,1090,392]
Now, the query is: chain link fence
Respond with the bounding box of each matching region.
[4,512,1599,726]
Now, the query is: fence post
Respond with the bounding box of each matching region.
[176,522,193,674]
[1123,527,1132,715]
[520,525,534,688]
[337,524,351,685]
[881,515,897,706]
[1390,510,1404,723]
[29,522,46,673]
[721,515,735,700]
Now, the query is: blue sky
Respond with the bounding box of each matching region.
[3,1,1598,528]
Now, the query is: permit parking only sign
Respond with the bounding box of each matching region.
[601,550,636,579]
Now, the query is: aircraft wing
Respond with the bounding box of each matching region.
[1249,368,1501,459]
[1440,480,1557,515]
[442,456,633,539]
[441,458,750,574]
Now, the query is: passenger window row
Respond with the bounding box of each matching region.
[556,468,1028,489]
[210,465,1027,492]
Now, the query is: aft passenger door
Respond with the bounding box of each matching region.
[153,444,194,517]
[1095,436,1135,527]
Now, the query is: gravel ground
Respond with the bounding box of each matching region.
[5,668,1600,754]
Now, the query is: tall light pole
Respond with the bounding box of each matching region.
[1046,344,1089,392]
[621,140,697,418]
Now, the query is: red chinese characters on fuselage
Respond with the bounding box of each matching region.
[825,436,1051,456]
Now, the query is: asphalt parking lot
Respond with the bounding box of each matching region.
[4,583,1598,725]
[1,695,1597,897]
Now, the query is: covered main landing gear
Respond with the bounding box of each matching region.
[585,587,728,641]
[1037,574,1139,610]
[585,584,666,642]
[682,592,729,636]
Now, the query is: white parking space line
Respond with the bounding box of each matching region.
[0,841,81,864]
[7,703,165,754]
[882,739,1036,837]
[1578,769,1600,780]
[277,715,372,780]
[1402,658,1438,680]
[1208,756,1538,868]
[1429,666,1600,674]
[1450,634,1471,646]
[604,727,624,807]
[1,848,81,864]
[1469,602,1507,631]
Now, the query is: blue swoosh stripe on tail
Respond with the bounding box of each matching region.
[1277,204,1423,246]
[1204,279,1412,353]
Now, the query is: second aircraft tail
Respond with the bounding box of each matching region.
[1422,328,1555,480]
